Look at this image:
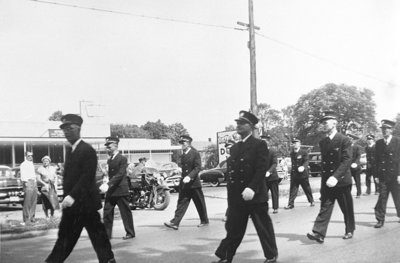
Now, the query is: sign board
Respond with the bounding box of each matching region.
[216,130,241,163]
[48,129,65,138]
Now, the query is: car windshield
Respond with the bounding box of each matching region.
[0,167,12,177]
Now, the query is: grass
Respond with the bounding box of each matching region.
[0,217,61,234]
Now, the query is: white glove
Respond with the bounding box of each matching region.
[375,177,379,184]
[351,163,357,169]
[298,166,305,172]
[61,195,75,209]
[99,183,109,193]
[183,176,191,184]
[265,171,271,178]
[326,176,338,187]
[397,176,400,184]
[242,187,255,201]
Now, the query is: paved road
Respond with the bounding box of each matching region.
[2,179,400,263]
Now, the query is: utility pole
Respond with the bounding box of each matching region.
[237,0,259,115]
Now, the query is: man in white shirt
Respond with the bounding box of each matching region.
[20,151,37,223]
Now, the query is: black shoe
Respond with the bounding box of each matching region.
[198,222,209,227]
[164,221,179,230]
[211,259,231,263]
[265,256,278,263]
[272,209,278,214]
[284,205,294,209]
[355,195,360,198]
[307,232,324,243]
[108,258,116,263]
[122,234,135,240]
[342,232,353,239]
[374,221,384,228]
[310,202,315,207]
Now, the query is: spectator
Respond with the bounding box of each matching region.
[20,151,37,224]
[37,156,60,218]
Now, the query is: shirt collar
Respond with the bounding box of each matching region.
[184,147,191,155]
[385,135,392,144]
[241,133,252,143]
[328,130,337,140]
[71,138,82,152]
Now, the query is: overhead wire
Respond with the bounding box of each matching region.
[26,0,397,88]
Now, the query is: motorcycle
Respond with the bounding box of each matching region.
[128,171,171,210]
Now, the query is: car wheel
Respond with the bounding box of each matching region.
[210,181,220,187]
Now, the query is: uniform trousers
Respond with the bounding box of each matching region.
[171,187,208,225]
[46,208,114,263]
[375,181,400,222]
[22,179,37,223]
[365,167,378,194]
[312,185,355,237]
[266,180,279,210]
[215,202,278,261]
[351,168,361,196]
[103,195,135,239]
[287,177,314,206]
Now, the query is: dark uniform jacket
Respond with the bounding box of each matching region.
[319,133,352,188]
[226,136,269,205]
[290,149,309,179]
[375,136,400,183]
[365,144,376,170]
[265,148,279,182]
[63,140,102,213]
[107,153,129,197]
[350,144,362,171]
[180,147,202,190]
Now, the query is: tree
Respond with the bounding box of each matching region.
[393,113,400,137]
[166,123,189,145]
[141,120,169,139]
[203,144,218,169]
[110,124,150,138]
[48,110,63,121]
[224,125,236,132]
[292,83,378,147]
[257,103,283,133]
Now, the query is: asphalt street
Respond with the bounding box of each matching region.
[1,178,400,263]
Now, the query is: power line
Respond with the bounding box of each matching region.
[256,32,398,88]
[26,0,397,89]
[27,0,236,31]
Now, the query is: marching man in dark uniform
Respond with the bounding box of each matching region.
[347,133,362,198]
[213,111,278,263]
[46,114,115,263]
[100,136,135,240]
[365,134,378,195]
[285,138,314,209]
[164,135,209,230]
[307,110,355,243]
[374,119,400,228]
[261,134,280,214]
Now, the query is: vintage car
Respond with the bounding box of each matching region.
[0,165,24,205]
[199,160,228,187]
[308,152,322,177]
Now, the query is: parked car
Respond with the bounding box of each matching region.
[199,160,227,187]
[308,152,322,177]
[0,165,24,205]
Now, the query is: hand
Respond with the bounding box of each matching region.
[375,177,379,184]
[397,176,400,184]
[351,163,357,169]
[99,183,109,193]
[61,195,75,209]
[298,166,305,172]
[183,176,191,184]
[241,187,255,201]
[326,176,338,188]
[42,184,49,191]
[265,171,270,178]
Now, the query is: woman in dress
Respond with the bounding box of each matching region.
[37,156,60,217]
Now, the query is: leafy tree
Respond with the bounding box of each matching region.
[141,120,169,139]
[257,103,283,132]
[48,110,63,121]
[110,124,150,138]
[292,83,377,147]
[166,123,189,145]
[203,144,218,169]
[393,113,400,137]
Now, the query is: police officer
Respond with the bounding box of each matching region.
[374,119,400,228]
[347,133,362,198]
[101,136,135,240]
[261,134,280,214]
[307,110,355,243]
[164,135,209,230]
[213,111,278,263]
[365,134,378,195]
[285,138,314,209]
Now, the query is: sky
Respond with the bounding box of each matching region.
[0,0,399,141]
